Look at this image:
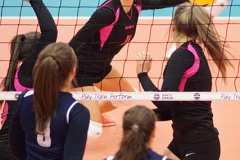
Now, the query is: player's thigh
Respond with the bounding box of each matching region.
[95,66,134,92]
[182,137,220,160]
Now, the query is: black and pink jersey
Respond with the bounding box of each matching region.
[138,41,219,143]
[0,0,57,159]
[69,0,188,80]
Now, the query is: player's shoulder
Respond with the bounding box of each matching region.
[69,100,89,115]
[91,2,117,24]
[98,0,120,12]
[172,41,200,59]
[23,90,34,98]
[19,90,34,104]
[171,48,193,60]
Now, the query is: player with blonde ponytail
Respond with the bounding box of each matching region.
[165,0,229,59]
[136,2,233,160]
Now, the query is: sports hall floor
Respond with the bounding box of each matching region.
[0,18,240,159]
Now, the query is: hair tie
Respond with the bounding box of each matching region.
[131,124,139,132]
[21,34,25,41]
[49,54,55,60]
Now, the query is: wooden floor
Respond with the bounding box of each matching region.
[0,18,240,160]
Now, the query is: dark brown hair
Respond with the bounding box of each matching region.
[173,2,233,83]
[1,32,41,91]
[33,42,77,133]
[114,105,156,160]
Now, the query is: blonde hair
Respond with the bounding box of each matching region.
[172,2,233,83]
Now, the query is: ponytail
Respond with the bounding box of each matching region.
[1,35,24,91]
[173,2,233,83]
[1,32,40,91]
[33,56,60,133]
[114,128,149,160]
[194,6,233,83]
[114,106,155,160]
[33,42,77,133]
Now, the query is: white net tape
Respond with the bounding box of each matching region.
[1,91,240,101]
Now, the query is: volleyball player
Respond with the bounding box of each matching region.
[136,2,233,160]
[9,42,90,160]
[69,0,189,127]
[0,0,57,159]
[105,105,171,160]
[165,0,229,59]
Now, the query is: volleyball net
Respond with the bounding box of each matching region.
[0,91,240,101]
[0,0,240,102]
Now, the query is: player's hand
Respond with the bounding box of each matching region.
[24,0,30,2]
[136,51,152,74]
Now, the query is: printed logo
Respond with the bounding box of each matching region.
[185,152,195,157]
[154,94,160,100]
[194,93,200,100]
[120,34,132,46]
[125,25,134,30]
[162,94,173,100]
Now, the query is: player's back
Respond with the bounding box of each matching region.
[18,91,87,159]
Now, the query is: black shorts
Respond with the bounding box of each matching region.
[167,136,220,160]
[74,65,112,87]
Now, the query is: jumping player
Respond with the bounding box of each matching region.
[136,2,233,160]
[69,0,189,127]
[9,42,90,160]
[165,0,229,59]
[0,0,57,159]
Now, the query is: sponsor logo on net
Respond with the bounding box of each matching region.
[153,93,173,100]
[194,93,200,100]
[15,93,20,99]
[162,94,173,100]
[154,93,160,100]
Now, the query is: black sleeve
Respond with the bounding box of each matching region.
[68,7,115,52]
[63,104,90,160]
[135,0,189,10]
[19,0,57,85]
[138,49,194,109]
[9,92,27,160]
[152,108,172,121]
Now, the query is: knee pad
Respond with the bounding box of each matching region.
[88,120,102,138]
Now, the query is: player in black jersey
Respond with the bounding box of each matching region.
[0,0,57,159]
[136,2,233,160]
[69,0,188,127]
[9,43,90,160]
